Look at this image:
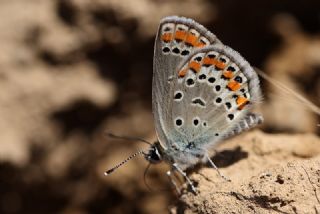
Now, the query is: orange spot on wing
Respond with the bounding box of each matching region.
[203,57,218,66]
[227,80,241,91]
[223,71,234,79]
[236,97,249,110]
[175,30,187,41]
[195,40,206,47]
[215,61,226,70]
[189,61,201,73]
[161,33,172,42]
[178,68,188,77]
[185,33,198,46]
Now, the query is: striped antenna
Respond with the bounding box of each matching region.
[105,132,152,145]
[104,150,145,176]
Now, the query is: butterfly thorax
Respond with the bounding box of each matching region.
[166,141,207,169]
[145,140,206,170]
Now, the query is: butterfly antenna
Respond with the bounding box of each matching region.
[143,163,154,192]
[105,132,152,145]
[104,150,145,176]
[143,164,178,193]
[255,68,320,115]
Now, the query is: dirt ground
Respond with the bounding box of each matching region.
[173,131,320,214]
[0,0,319,214]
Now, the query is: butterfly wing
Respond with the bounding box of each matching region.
[172,44,262,149]
[152,16,221,148]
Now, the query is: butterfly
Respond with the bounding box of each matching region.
[105,16,263,194]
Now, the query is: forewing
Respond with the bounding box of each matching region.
[152,16,221,148]
[171,44,261,148]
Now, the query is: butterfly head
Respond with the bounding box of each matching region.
[144,142,163,164]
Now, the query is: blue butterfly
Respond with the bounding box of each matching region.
[105,16,263,194]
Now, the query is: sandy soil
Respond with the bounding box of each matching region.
[173,131,320,213]
[0,0,319,213]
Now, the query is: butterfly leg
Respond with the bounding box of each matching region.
[206,154,231,182]
[172,163,197,194]
[166,170,181,195]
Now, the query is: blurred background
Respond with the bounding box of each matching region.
[0,0,319,213]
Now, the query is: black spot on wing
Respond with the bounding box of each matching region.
[192,98,206,107]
